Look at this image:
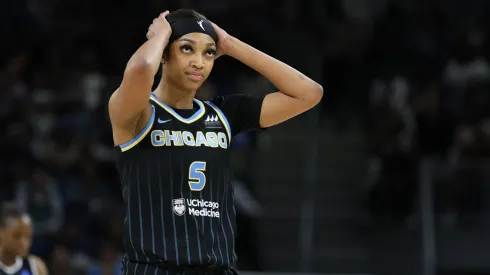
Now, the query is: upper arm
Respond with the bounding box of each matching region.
[211,89,322,136]
[108,62,155,128]
[259,90,322,128]
[31,255,49,275]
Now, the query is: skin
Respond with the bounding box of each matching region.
[0,215,49,275]
[155,32,217,109]
[109,10,323,148]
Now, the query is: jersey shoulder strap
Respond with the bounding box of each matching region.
[26,256,37,275]
[204,100,232,142]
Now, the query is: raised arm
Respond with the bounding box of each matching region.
[213,24,323,128]
[32,256,49,275]
[108,11,172,128]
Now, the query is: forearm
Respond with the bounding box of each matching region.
[126,33,170,75]
[225,36,322,100]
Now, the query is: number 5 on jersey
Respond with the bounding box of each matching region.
[189,161,206,191]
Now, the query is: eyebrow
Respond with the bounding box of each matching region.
[179,37,216,47]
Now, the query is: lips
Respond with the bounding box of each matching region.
[186,72,203,81]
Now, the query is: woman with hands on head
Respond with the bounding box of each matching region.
[109,9,322,275]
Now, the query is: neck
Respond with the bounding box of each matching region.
[0,249,18,267]
[154,76,196,110]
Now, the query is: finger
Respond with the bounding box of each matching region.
[161,10,170,18]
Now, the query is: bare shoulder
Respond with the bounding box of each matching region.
[109,88,155,146]
[29,255,49,275]
[108,88,149,127]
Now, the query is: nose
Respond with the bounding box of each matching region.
[191,55,205,70]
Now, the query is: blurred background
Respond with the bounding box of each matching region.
[2,0,490,274]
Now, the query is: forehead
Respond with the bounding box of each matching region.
[4,215,32,230]
[178,33,216,45]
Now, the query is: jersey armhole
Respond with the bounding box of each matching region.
[27,256,39,275]
[119,105,155,152]
[204,101,232,143]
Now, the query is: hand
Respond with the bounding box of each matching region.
[147,11,172,40]
[211,22,231,59]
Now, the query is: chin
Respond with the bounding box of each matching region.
[17,249,29,257]
[184,81,205,92]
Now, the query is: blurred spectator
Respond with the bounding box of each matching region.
[414,81,457,158]
[14,164,63,257]
[87,243,122,275]
[15,165,63,236]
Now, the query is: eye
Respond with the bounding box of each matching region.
[180,45,193,53]
[206,49,216,57]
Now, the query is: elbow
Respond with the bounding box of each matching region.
[305,82,324,106]
[125,59,153,76]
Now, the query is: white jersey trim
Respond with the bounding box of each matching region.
[0,257,22,275]
[28,256,39,275]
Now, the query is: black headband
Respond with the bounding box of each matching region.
[168,18,218,45]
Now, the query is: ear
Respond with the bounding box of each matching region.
[161,53,170,64]
[162,46,171,63]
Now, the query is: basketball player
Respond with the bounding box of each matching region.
[0,202,49,275]
[109,9,323,275]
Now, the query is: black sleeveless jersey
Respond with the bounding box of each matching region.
[115,93,264,269]
[0,257,36,275]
